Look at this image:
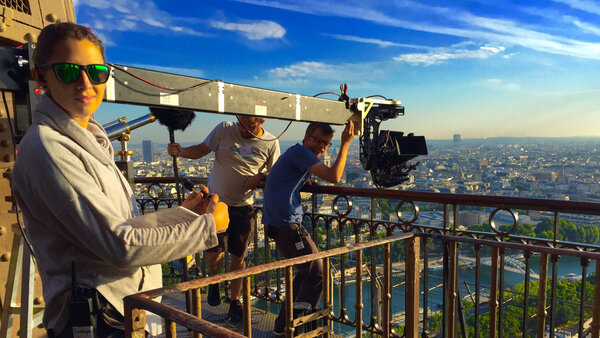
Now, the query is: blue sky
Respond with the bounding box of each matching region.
[74,0,600,144]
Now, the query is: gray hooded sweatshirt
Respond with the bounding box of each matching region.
[12,95,218,334]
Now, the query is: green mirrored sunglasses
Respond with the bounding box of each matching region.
[40,63,110,84]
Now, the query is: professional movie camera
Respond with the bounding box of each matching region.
[358,99,428,188]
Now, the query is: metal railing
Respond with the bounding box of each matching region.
[131,177,600,337]
[123,232,418,338]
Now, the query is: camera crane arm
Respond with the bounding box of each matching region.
[104,64,366,126]
[2,43,426,188]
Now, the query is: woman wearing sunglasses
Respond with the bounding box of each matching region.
[12,22,229,337]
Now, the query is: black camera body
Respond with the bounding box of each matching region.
[360,104,427,188]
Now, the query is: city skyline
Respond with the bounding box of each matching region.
[74,0,600,143]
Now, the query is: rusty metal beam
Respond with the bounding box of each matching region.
[448,241,458,338]
[124,304,147,338]
[405,236,420,338]
[592,259,600,338]
[284,266,294,338]
[165,319,175,338]
[192,288,201,338]
[536,253,549,338]
[355,250,363,338]
[243,276,251,337]
[489,246,499,338]
[382,243,391,338]
[323,257,331,338]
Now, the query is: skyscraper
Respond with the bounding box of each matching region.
[142,140,153,163]
[453,134,461,146]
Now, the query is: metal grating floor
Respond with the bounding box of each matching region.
[160,292,281,338]
[159,292,342,337]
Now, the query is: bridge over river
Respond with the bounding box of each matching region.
[332,255,539,281]
[457,255,539,280]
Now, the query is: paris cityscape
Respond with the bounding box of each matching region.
[127,134,600,337]
[128,135,600,229]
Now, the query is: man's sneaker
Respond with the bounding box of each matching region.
[207,284,221,306]
[228,299,243,322]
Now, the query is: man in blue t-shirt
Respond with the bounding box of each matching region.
[262,121,354,335]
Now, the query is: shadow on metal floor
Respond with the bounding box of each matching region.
[159,292,343,337]
[160,291,281,338]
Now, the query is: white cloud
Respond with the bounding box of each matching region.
[210,20,285,40]
[394,45,506,65]
[75,0,210,37]
[142,18,166,28]
[552,0,600,15]
[265,60,389,91]
[269,61,337,78]
[74,0,112,9]
[91,30,115,47]
[235,0,600,60]
[481,78,521,91]
[325,34,431,49]
[572,19,600,35]
[92,19,136,32]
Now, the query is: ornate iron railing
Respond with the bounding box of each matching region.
[124,233,419,338]
[131,177,600,337]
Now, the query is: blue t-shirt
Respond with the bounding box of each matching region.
[262,144,320,227]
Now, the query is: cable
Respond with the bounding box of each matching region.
[235,115,292,142]
[108,63,216,94]
[2,91,37,262]
[237,87,350,141]
[366,95,388,100]
[313,92,342,99]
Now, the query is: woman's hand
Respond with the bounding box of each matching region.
[181,185,211,214]
[181,187,229,233]
[206,195,229,233]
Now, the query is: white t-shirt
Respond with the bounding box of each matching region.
[204,121,280,206]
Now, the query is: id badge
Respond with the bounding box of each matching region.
[240,145,253,156]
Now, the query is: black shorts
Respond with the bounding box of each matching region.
[206,205,255,258]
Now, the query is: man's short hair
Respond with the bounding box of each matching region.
[305,122,334,138]
[238,115,264,123]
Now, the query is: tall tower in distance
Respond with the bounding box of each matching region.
[142,140,153,163]
[453,134,461,146]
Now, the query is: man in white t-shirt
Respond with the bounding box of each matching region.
[168,116,280,321]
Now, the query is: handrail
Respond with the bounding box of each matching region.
[134,177,208,185]
[125,232,413,300]
[123,232,415,338]
[129,177,600,337]
[422,232,600,259]
[303,185,600,215]
[133,176,600,214]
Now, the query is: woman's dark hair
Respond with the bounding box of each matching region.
[33,22,105,66]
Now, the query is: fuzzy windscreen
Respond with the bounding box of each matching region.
[150,107,196,131]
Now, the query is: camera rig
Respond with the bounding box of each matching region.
[354,98,428,188]
[0,43,427,188]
